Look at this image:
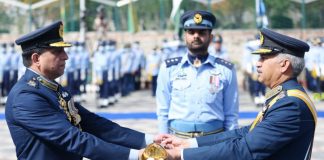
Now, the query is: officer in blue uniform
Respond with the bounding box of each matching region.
[1,43,11,104]
[105,40,117,105]
[132,41,145,91]
[146,46,162,96]
[5,21,158,160]
[0,43,5,104]
[156,10,239,137]
[79,41,90,101]
[8,42,20,93]
[120,43,134,96]
[242,38,266,106]
[93,41,109,107]
[208,34,229,61]
[162,28,317,160]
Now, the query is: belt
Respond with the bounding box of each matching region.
[169,127,224,138]
[169,120,224,132]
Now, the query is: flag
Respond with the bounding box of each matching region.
[256,0,268,28]
[128,2,138,33]
[170,0,183,39]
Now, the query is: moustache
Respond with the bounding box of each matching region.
[192,40,202,44]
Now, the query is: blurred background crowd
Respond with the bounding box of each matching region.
[1,0,324,108]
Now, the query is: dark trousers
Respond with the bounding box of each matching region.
[1,71,10,96]
[151,75,158,96]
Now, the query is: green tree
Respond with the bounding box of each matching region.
[0,6,13,33]
[271,15,293,28]
[213,0,254,29]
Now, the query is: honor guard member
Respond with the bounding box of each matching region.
[63,41,77,95]
[1,43,11,104]
[0,43,5,104]
[242,38,266,106]
[146,47,162,96]
[156,10,239,137]
[308,38,324,100]
[79,41,90,101]
[73,42,82,102]
[5,20,159,160]
[105,40,117,104]
[120,43,134,96]
[208,34,229,61]
[304,38,320,93]
[132,41,145,91]
[93,40,110,107]
[318,37,324,100]
[8,42,20,93]
[163,28,317,160]
[110,40,122,101]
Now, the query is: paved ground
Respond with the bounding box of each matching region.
[0,88,323,160]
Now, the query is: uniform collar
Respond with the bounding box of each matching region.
[180,53,217,68]
[265,78,303,102]
[25,68,59,91]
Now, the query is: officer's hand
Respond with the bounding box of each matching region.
[153,134,173,144]
[161,136,190,149]
[166,148,181,160]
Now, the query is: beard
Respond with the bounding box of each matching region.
[186,39,210,55]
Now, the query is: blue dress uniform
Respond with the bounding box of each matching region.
[79,42,90,100]
[6,21,150,160]
[105,40,117,104]
[1,43,11,101]
[8,43,20,92]
[304,41,318,92]
[64,43,77,95]
[242,39,266,106]
[132,41,145,91]
[93,41,110,107]
[208,34,230,61]
[120,44,134,96]
[182,28,317,160]
[145,48,162,96]
[112,45,122,100]
[73,42,82,102]
[156,10,239,136]
[0,43,4,103]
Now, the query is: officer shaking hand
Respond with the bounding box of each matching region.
[159,28,317,160]
[5,21,161,160]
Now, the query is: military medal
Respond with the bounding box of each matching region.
[141,143,167,160]
[68,99,81,125]
[58,96,72,122]
[209,73,220,94]
[193,58,201,67]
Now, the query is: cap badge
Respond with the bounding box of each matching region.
[260,32,264,45]
[193,13,202,24]
[59,24,63,38]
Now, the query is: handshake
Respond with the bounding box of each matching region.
[139,134,191,160]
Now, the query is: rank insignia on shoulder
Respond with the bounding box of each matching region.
[165,57,182,68]
[27,79,38,88]
[215,58,233,69]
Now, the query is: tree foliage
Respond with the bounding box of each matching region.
[0,0,324,34]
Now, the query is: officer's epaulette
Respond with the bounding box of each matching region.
[27,77,39,89]
[37,77,58,91]
[215,58,233,69]
[165,57,182,68]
